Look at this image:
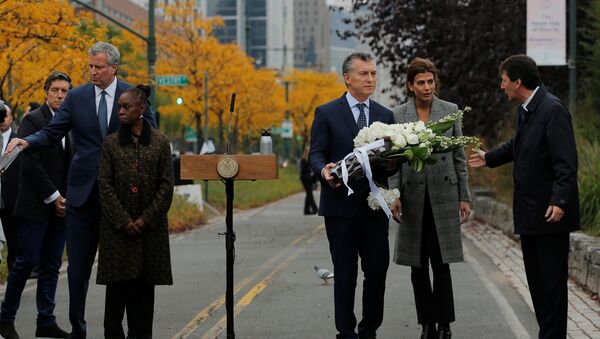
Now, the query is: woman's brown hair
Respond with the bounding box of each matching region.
[405,57,440,97]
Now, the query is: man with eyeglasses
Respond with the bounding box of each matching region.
[0,72,74,339]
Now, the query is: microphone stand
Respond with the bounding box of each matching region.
[224,93,236,338]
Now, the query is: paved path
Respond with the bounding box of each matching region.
[2,192,597,338]
[463,219,600,339]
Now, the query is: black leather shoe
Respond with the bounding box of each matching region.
[0,322,20,339]
[437,323,452,339]
[420,323,437,339]
[35,324,69,338]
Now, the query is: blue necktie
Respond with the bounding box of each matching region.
[356,103,367,129]
[98,90,108,136]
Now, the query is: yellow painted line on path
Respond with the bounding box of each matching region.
[200,224,325,339]
[171,223,324,339]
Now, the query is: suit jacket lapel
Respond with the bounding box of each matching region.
[41,103,53,124]
[429,96,444,123]
[404,97,417,123]
[515,84,546,141]
[368,101,379,125]
[339,93,359,137]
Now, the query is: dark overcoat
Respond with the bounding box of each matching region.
[389,96,471,267]
[97,120,174,285]
[485,84,579,234]
[14,103,73,222]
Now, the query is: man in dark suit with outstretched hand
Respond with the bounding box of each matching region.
[469,54,579,339]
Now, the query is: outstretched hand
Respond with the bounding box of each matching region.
[468,149,487,168]
[5,138,29,154]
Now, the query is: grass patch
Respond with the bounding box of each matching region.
[203,164,303,211]
[168,193,208,233]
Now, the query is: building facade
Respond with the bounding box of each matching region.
[293,0,331,72]
[198,0,294,71]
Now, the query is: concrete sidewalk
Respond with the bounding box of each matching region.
[463,219,600,339]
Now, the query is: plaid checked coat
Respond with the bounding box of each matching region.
[389,96,471,267]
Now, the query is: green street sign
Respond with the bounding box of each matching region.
[157,75,189,86]
[184,126,197,142]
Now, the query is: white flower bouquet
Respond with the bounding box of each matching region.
[330,107,480,214]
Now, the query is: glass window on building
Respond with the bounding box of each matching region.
[247,19,266,47]
[246,0,266,17]
[207,0,237,16]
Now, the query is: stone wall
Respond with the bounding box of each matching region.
[471,190,600,296]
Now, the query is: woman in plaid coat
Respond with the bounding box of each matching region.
[389,58,471,339]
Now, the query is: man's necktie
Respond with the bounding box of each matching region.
[517,106,526,132]
[357,103,367,129]
[98,90,108,137]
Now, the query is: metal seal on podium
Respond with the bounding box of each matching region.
[216,155,239,179]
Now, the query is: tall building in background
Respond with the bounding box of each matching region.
[76,0,148,29]
[293,0,331,72]
[326,0,399,107]
[197,0,294,71]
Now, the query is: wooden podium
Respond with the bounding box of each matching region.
[180,154,278,338]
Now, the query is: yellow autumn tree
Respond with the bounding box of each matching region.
[0,0,102,114]
[233,68,285,150]
[285,70,346,148]
[156,0,285,152]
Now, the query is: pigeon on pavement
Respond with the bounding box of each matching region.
[314,265,334,283]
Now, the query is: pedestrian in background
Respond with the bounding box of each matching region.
[389,58,471,339]
[300,146,318,215]
[469,54,579,339]
[0,72,73,339]
[97,85,173,338]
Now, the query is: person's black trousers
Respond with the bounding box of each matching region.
[520,233,570,339]
[104,279,155,339]
[0,209,18,272]
[65,187,101,339]
[324,205,389,339]
[411,194,455,325]
[301,180,318,214]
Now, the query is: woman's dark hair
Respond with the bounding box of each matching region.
[499,54,540,90]
[124,85,151,108]
[405,57,439,97]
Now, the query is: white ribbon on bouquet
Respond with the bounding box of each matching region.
[340,139,392,219]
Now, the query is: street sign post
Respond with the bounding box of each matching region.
[157,75,189,86]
